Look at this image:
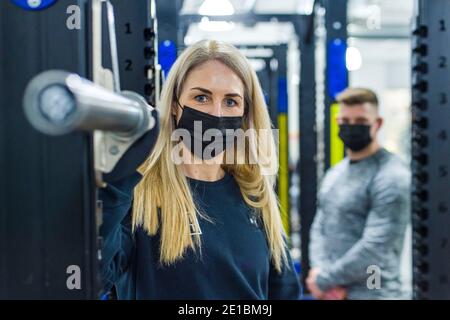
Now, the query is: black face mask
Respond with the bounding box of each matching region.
[338,124,373,152]
[174,104,243,159]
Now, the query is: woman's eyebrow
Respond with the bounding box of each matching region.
[190,87,212,95]
[190,87,243,99]
[225,93,243,100]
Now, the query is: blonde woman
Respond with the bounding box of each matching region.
[99,40,301,299]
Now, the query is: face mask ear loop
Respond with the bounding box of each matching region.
[173,99,185,128]
[176,99,184,111]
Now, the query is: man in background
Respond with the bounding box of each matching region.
[306,88,410,299]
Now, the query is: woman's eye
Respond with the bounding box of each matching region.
[194,95,208,103]
[225,98,237,107]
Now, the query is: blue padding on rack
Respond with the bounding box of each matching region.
[327,38,348,100]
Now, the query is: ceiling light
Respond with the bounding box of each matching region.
[198,0,235,16]
[297,0,315,15]
[346,46,362,71]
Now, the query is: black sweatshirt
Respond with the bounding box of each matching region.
[99,170,302,299]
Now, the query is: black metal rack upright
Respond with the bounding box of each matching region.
[0,0,159,299]
[0,0,98,299]
[296,12,318,287]
[411,0,450,300]
[103,0,159,105]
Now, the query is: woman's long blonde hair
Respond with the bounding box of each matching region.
[133,40,288,272]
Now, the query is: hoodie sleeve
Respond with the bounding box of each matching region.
[309,207,330,268]
[268,248,302,300]
[98,171,143,294]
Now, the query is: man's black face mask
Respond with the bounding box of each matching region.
[338,124,373,152]
[174,104,243,160]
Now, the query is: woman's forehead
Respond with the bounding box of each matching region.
[182,60,244,95]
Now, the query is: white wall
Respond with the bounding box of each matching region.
[349,38,411,162]
[349,37,412,297]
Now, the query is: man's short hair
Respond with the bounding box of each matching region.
[336,88,379,109]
